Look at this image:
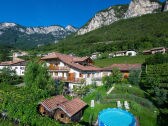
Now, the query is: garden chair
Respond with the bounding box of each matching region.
[117,101,122,108]
[124,101,130,110]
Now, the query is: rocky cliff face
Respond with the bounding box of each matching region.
[164,1,168,11]
[78,0,162,35]
[125,0,161,18]
[77,5,128,35]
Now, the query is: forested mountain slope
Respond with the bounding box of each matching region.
[36,11,168,56]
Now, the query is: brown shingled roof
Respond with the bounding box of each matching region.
[73,57,89,62]
[103,64,141,71]
[58,98,87,117]
[40,95,68,111]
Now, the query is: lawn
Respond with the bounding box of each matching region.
[0,119,14,126]
[81,84,158,126]
[94,55,151,67]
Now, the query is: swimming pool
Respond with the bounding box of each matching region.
[98,108,136,126]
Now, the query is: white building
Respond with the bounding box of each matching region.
[13,51,28,58]
[0,60,26,76]
[41,52,141,91]
[109,50,137,57]
[126,51,137,56]
[41,52,104,91]
[90,52,101,60]
[143,47,167,55]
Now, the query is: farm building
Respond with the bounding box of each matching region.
[38,95,87,123]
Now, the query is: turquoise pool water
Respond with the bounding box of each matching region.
[98,108,136,126]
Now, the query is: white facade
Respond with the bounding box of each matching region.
[151,48,166,54]
[90,52,101,60]
[126,51,137,56]
[45,59,103,90]
[110,50,137,57]
[0,65,25,76]
[13,52,28,58]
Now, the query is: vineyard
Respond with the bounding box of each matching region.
[141,54,168,125]
[0,84,60,126]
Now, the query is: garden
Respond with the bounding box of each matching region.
[80,67,158,126]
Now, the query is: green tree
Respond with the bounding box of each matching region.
[102,75,113,90]
[128,69,141,85]
[0,67,21,85]
[0,48,10,61]
[56,81,67,95]
[24,60,55,94]
[73,85,90,98]
[111,68,122,84]
[102,68,122,90]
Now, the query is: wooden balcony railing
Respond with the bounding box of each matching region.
[49,66,70,71]
[53,77,84,83]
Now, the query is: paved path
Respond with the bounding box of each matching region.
[106,84,115,95]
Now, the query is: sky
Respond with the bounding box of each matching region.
[0,0,165,28]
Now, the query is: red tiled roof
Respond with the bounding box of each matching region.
[58,98,87,117]
[41,95,68,111]
[41,52,100,71]
[143,47,167,53]
[73,57,89,62]
[150,47,165,51]
[103,64,141,71]
[0,59,25,66]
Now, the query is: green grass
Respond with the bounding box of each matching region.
[0,119,14,126]
[94,55,151,67]
[82,86,108,123]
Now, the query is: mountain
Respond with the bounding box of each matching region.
[125,0,161,18]
[77,5,128,35]
[77,0,163,35]
[0,22,77,49]
[37,11,168,56]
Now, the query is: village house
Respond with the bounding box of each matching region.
[109,50,137,58]
[126,50,137,56]
[13,51,28,57]
[38,95,87,123]
[103,64,141,78]
[113,51,126,57]
[0,59,26,76]
[143,47,167,55]
[41,52,103,90]
[41,52,142,90]
[90,52,101,60]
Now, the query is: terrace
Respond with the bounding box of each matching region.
[53,77,84,83]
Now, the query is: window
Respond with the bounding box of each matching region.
[15,67,18,69]
[55,72,58,76]
[87,73,90,78]
[20,67,25,70]
[79,73,83,77]
[61,114,64,118]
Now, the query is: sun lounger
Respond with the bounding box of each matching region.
[124,101,130,110]
[117,101,122,108]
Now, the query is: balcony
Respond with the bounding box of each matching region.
[49,66,70,71]
[53,77,84,83]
